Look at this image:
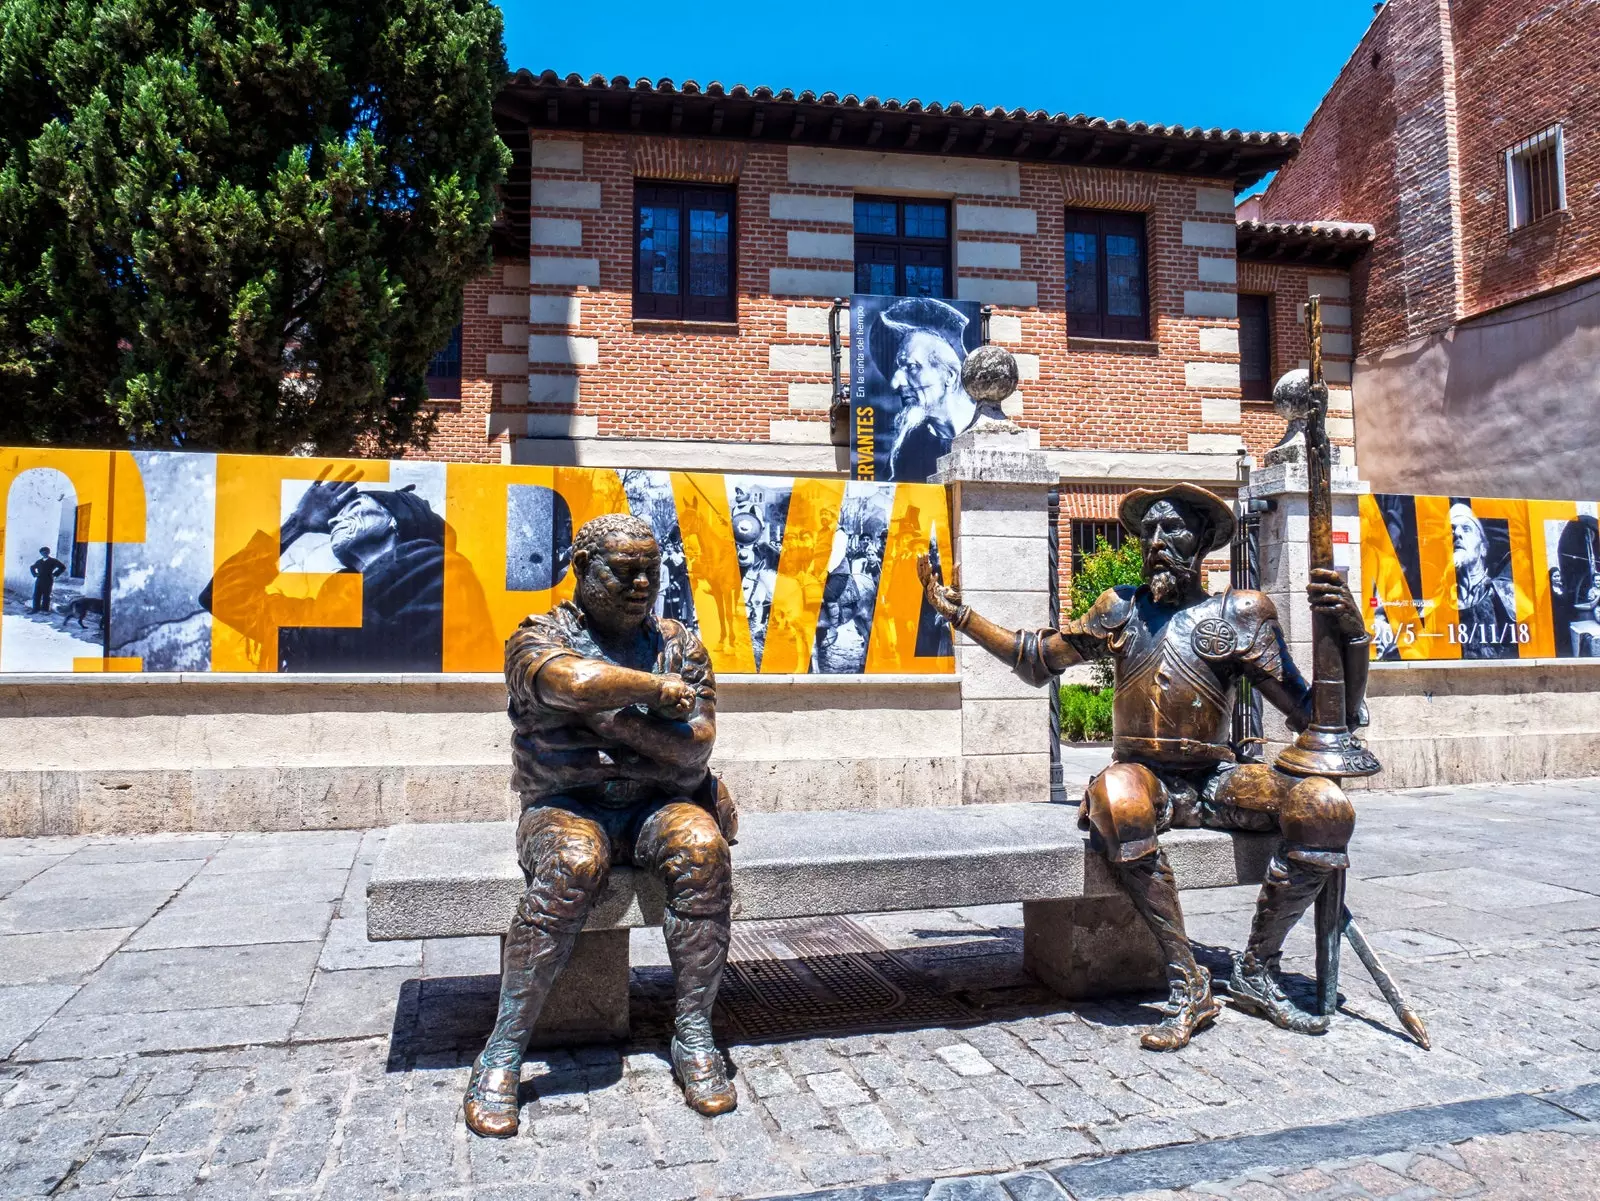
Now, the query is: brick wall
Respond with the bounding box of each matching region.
[419,264,532,462]
[1258,0,1462,355]
[433,131,1275,465]
[1260,0,1598,357]
[1453,0,1600,317]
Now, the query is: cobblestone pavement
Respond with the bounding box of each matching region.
[2,779,1600,1198]
[1119,1126,1600,1199]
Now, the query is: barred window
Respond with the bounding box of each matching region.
[1505,125,1566,231]
[1070,519,1127,576]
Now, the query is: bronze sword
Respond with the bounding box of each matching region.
[1343,906,1432,1049]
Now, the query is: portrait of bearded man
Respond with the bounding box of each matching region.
[1447,501,1519,660]
[869,297,980,483]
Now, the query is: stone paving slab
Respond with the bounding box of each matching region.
[125,899,336,950]
[0,780,1598,1198]
[0,888,175,935]
[0,928,132,985]
[62,942,321,1016]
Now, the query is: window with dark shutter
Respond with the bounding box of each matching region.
[1064,209,1149,340]
[425,323,462,400]
[853,197,951,298]
[1238,294,1272,401]
[633,183,736,321]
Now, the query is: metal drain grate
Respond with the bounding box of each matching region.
[716,916,979,1040]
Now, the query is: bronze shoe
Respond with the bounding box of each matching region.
[463,1061,522,1137]
[1228,954,1331,1035]
[670,1037,737,1115]
[1140,966,1221,1051]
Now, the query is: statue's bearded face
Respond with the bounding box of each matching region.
[575,532,661,635]
[1139,499,1206,605]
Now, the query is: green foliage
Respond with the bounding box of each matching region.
[1068,534,1144,688]
[1059,684,1114,742]
[0,0,510,453]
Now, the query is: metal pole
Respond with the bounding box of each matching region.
[1047,488,1065,804]
[828,297,848,446]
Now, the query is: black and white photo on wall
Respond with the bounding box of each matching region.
[850,294,985,484]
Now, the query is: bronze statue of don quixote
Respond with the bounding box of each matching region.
[465,300,1426,1138]
[919,297,1426,1051]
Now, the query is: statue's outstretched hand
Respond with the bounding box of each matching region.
[917,555,965,625]
[1308,567,1367,642]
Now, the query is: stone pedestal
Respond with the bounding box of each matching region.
[500,929,632,1047]
[1023,895,1165,998]
[1241,438,1369,755]
[933,423,1059,805]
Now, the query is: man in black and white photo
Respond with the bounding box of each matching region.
[1550,513,1600,656]
[202,471,491,672]
[30,547,66,613]
[1448,501,1518,659]
[853,295,987,483]
[878,298,977,483]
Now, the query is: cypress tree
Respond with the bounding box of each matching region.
[0,0,509,453]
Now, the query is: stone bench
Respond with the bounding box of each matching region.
[367,802,1275,1044]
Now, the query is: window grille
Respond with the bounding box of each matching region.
[1070,520,1127,576]
[1505,125,1566,231]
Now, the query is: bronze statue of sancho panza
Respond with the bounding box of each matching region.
[920,483,1373,1049]
[465,513,738,1136]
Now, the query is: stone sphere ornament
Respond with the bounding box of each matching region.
[961,345,1020,406]
[1271,368,1316,424]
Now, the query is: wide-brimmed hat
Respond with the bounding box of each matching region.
[1118,484,1235,553]
[868,297,971,384]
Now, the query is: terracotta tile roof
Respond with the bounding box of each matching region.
[507,70,1301,152]
[1236,218,1374,265]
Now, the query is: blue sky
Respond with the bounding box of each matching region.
[498,0,1377,138]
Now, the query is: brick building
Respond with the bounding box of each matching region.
[424,71,1373,592]
[1248,0,1600,501]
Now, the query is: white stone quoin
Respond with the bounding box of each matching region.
[932,423,1057,806]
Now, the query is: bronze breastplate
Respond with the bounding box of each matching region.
[1111,601,1236,767]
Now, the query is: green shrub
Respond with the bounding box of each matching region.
[1068,536,1144,688]
[1059,684,1114,742]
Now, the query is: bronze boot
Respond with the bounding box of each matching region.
[1228,853,1333,1034]
[1109,850,1220,1051]
[462,1062,523,1138]
[1141,964,1221,1051]
[664,910,737,1114]
[464,896,586,1137]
